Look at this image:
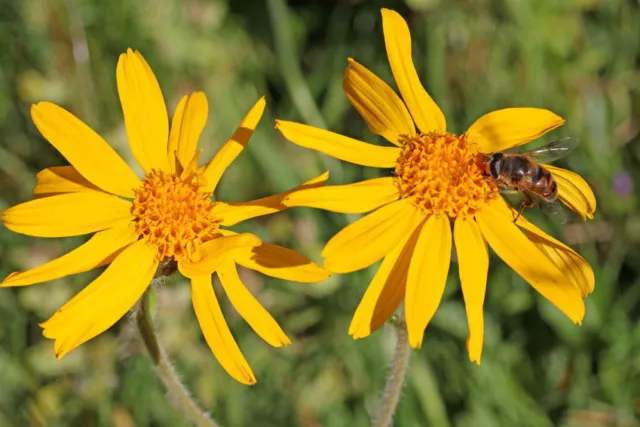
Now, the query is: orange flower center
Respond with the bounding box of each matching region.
[131,170,221,261]
[394,132,498,218]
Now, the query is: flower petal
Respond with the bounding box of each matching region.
[405,215,452,348]
[349,222,421,339]
[322,199,424,274]
[544,164,596,220]
[32,166,103,198]
[217,261,290,347]
[1,222,138,287]
[40,239,157,358]
[283,177,400,214]
[514,211,594,297]
[178,233,262,279]
[1,192,133,238]
[454,218,488,364]
[275,120,400,168]
[190,274,256,385]
[381,8,445,133]
[344,58,415,144]
[201,97,266,192]
[116,49,170,173]
[212,171,329,227]
[30,102,140,197]
[475,199,585,323]
[234,242,329,283]
[167,91,208,173]
[465,108,565,153]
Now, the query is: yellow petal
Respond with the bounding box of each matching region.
[33,166,103,198]
[30,102,140,197]
[217,261,290,347]
[381,9,446,133]
[454,218,488,364]
[349,222,421,339]
[234,242,330,283]
[40,239,157,358]
[544,164,596,220]
[475,199,585,323]
[322,199,424,274]
[1,192,133,238]
[178,233,262,278]
[405,215,452,348]
[116,49,170,173]
[344,58,415,144]
[465,108,565,153]
[284,177,400,214]
[514,210,594,297]
[167,91,208,173]
[201,97,266,192]
[1,222,138,287]
[212,171,329,227]
[275,120,400,168]
[191,274,256,385]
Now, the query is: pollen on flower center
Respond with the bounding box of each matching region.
[131,170,221,261]
[394,132,498,218]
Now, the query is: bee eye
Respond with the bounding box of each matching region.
[489,154,502,178]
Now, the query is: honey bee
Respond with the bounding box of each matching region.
[483,137,579,222]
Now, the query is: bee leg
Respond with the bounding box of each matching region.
[513,195,535,223]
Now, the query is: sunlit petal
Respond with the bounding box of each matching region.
[1,192,133,238]
[201,97,266,192]
[283,177,400,214]
[454,217,488,364]
[116,49,170,173]
[276,120,400,168]
[30,102,140,197]
[344,58,415,144]
[1,222,138,287]
[212,171,329,226]
[513,209,594,297]
[349,222,421,339]
[405,215,452,348]
[167,91,208,173]
[190,274,256,385]
[381,9,446,133]
[217,261,290,347]
[33,166,103,198]
[233,241,329,283]
[178,233,262,279]
[40,239,157,358]
[476,199,585,323]
[544,164,596,220]
[322,199,424,273]
[465,108,565,153]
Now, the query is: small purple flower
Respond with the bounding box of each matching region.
[613,171,633,197]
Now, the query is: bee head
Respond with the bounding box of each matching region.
[486,153,504,179]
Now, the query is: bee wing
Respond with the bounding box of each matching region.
[522,137,579,164]
[518,189,568,225]
[539,198,568,225]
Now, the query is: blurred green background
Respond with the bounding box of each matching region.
[0,0,639,426]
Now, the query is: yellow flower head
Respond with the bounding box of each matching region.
[0,49,330,385]
[277,9,596,363]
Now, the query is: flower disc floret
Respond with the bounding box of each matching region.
[132,170,221,260]
[394,132,498,218]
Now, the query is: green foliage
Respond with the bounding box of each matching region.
[0,0,639,425]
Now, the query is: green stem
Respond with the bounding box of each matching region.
[137,287,219,427]
[373,319,412,427]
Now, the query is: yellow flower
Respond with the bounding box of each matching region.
[276,9,596,363]
[0,49,329,385]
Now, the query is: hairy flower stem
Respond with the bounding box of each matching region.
[373,318,412,427]
[137,285,219,427]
